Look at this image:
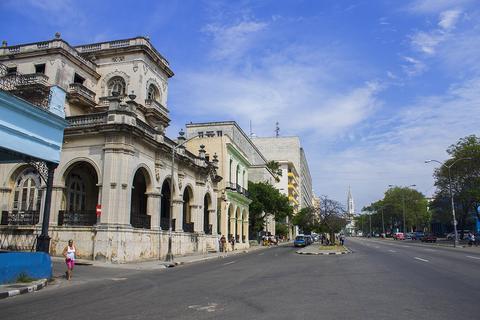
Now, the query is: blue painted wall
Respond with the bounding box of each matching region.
[0,87,68,164]
[0,252,52,284]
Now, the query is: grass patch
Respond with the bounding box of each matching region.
[15,272,36,283]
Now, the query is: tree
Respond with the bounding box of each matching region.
[316,196,348,244]
[292,207,317,234]
[360,187,428,234]
[431,135,480,235]
[248,181,294,238]
[266,160,283,182]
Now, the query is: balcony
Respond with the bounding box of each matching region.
[68,83,96,108]
[226,182,250,198]
[1,210,40,226]
[144,99,169,125]
[58,210,97,226]
[131,214,151,229]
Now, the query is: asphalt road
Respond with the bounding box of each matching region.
[2,238,479,320]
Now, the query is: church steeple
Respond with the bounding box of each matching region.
[347,186,355,215]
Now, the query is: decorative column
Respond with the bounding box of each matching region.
[36,162,56,253]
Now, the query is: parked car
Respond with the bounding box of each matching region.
[421,234,437,243]
[405,232,415,240]
[413,231,425,240]
[294,235,306,247]
[393,232,405,240]
[446,230,471,240]
[304,235,313,245]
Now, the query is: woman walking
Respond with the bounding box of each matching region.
[62,240,76,280]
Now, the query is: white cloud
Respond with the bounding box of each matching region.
[408,0,472,14]
[409,31,445,55]
[312,75,480,210]
[402,56,427,76]
[438,9,462,29]
[203,20,268,61]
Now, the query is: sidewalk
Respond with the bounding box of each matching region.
[296,244,351,255]
[0,278,48,300]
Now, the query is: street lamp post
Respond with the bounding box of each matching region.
[165,130,199,262]
[425,158,472,248]
[380,206,386,236]
[389,184,416,235]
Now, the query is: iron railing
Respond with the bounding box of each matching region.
[1,210,40,225]
[58,210,97,226]
[131,214,151,229]
[226,182,249,198]
[67,112,107,127]
[183,222,194,233]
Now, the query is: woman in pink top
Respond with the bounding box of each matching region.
[62,240,77,280]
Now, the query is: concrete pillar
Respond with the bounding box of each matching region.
[49,185,64,226]
[147,192,161,230]
[173,199,183,231]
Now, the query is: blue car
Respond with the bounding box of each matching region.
[294,235,306,247]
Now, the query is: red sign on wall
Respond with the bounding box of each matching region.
[96,204,102,217]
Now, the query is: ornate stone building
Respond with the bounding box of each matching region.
[0,34,221,262]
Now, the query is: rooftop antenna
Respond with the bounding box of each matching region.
[275,121,280,138]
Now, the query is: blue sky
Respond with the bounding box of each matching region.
[2,0,479,211]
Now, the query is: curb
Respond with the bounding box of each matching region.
[296,247,353,256]
[0,278,48,300]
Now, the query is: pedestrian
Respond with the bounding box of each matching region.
[62,239,76,280]
[230,236,236,251]
[468,233,475,247]
[220,235,226,252]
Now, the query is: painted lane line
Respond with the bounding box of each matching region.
[466,255,480,260]
[258,253,265,256]
[223,261,236,265]
[374,246,380,248]
[424,248,437,252]
[414,257,429,262]
[388,250,396,253]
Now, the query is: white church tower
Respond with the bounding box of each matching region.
[345,186,356,235]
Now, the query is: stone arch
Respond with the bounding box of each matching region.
[236,207,242,242]
[101,70,131,97]
[58,157,101,187]
[227,203,235,239]
[242,208,248,242]
[61,161,99,226]
[160,178,171,230]
[203,192,212,234]
[145,78,162,101]
[182,185,194,232]
[130,163,154,193]
[130,167,151,229]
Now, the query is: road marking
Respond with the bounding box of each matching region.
[424,248,437,252]
[374,246,380,248]
[403,245,411,247]
[223,261,236,265]
[414,257,429,262]
[466,255,480,260]
[188,303,219,313]
[258,253,264,256]
[388,249,396,253]
[110,277,128,281]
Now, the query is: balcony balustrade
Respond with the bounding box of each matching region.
[226,182,250,198]
[68,83,96,107]
[58,210,97,226]
[136,119,157,139]
[1,210,40,226]
[67,112,107,128]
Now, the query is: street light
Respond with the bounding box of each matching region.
[425,158,472,248]
[165,129,199,262]
[389,184,416,235]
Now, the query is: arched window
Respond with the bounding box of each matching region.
[67,174,86,212]
[147,84,159,100]
[12,168,42,212]
[107,76,126,96]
